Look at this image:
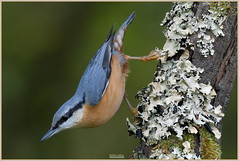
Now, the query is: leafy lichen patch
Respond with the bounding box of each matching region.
[130,51,224,141]
[128,51,224,158]
[160,2,228,57]
[128,52,224,158]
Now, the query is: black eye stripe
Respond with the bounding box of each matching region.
[52,95,85,130]
[52,115,68,130]
[62,115,68,121]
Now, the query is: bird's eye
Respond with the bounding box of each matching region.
[52,115,68,130]
[62,115,68,121]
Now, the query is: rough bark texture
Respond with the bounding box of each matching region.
[189,2,237,143]
[131,2,237,159]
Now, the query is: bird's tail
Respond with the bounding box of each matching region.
[119,11,135,32]
[114,12,135,53]
[105,24,115,42]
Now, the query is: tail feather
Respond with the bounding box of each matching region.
[114,12,135,53]
[119,11,135,31]
[105,24,115,42]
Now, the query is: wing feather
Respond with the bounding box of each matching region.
[75,31,114,105]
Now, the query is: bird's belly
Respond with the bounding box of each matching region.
[79,55,128,128]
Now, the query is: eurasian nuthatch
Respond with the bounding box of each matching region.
[41,12,160,141]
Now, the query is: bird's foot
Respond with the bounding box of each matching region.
[124,93,138,119]
[125,48,164,62]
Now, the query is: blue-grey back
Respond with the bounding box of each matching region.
[75,33,114,105]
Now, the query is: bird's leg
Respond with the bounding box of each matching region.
[124,92,138,118]
[125,48,164,62]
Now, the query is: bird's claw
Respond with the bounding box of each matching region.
[124,93,139,119]
[125,48,164,62]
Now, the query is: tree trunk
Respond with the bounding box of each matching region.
[127,2,237,159]
[190,3,237,143]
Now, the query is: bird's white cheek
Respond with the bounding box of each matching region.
[62,108,85,129]
[72,108,85,125]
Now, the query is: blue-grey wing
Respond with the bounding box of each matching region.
[75,30,114,106]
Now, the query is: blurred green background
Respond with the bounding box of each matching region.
[2,2,237,159]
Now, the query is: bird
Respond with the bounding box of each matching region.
[41,12,161,142]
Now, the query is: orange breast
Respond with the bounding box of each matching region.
[79,55,129,128]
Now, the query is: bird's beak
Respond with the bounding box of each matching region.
[41,127,58,142]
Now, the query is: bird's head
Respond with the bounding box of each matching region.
[41,96,85,141]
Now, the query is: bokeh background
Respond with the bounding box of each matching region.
[2,2,237,159]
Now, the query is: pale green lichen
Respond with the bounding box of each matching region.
[128,51,223,142]
[160,2,228,57]
[128,51,224,159]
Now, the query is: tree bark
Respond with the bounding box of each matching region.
[128,2,237,159]
[190,2,237,144]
